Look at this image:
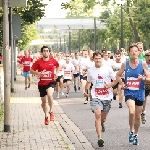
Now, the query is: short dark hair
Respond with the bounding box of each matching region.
[93,51,102,58]
[101,49,106,53]
[129,44,138,52]
[41,46,51,53]
[116,52,121,55]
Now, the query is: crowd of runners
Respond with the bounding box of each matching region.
[17,42,150,147]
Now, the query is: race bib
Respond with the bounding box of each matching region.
[94,79,108,96]
[126,77,140,90]
[64,71,71,76]
[40,71,52,81]
[23,61,30,66]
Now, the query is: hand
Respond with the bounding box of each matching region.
[121,83,128,90]
[62,65,66,69]
[104,82,111,88]
[138,74,145,80]
[54,74,58,80]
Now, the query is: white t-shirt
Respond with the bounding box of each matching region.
[57,59,65,76]
[84,60,95,72]
[102,59,113,67]
[87,65,116,100]
[63,63,75,79]
[71,58,80,74]
[79,57,90,75]
[121,56,127,63]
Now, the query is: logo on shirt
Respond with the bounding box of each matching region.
[95,75,104,86]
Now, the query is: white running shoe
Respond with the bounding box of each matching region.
[60,92,65,96]
[66,94,68,97]
[56,94,59,99]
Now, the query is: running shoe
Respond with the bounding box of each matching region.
[84,99,88,104]
[113,95,116,100]
[50,112,54,121]
[119,103,123,108]
[98,138,104,147]
[74,85,77,92]
[132,135,139,145]
[129,131,134,144]
[28,83,30,88]
[44,117,49,125]
[60,92,65,96]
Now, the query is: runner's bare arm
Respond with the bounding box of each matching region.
[84,82,91,93]
[143,62,150,77]
[55,66,60,75]
[116,63,125,84]
[30,68,41,76]
[138,62,150,81]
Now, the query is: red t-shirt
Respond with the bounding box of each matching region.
[31,58,59,86]
[21,56,33,72]
[17,55,23,64]
[0,56,2,61]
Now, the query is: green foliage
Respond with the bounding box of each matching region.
[18,24,38,50]
[0,0,49,49]
[62,0,150,50]
[13,0,47,25]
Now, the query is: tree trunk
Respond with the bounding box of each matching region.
[126,0,140,42]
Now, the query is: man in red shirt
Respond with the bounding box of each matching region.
[21,50,33,90]
[30,46,59,125]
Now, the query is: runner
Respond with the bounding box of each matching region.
[55,53,65,98]
[116,44,150,145]
[141,51,150,124]
[84,51,117,147]
[79,50,90,104]
[20,50,33,90]
[102,51,113,67]
[136,42,145,61]
[30,46,59,125]
[63,54,75,97]
[71,52,80,92]
[112,51,124,108]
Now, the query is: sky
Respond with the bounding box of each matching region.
[43,0,70,18]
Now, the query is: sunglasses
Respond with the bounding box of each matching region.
[145,55,150,57]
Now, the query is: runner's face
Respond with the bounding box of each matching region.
[138,44,143,55]
[66,55,70,61]
[93,54,102,66]
[83,51,88,58]
[116,54,121,60]
[42,48,50,58]
[129,47,139,59]
[145,53,150,63]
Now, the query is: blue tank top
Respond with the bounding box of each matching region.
[148,64,150,72]
[124,60,145,101]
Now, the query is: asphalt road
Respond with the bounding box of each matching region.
[55,84,150,150]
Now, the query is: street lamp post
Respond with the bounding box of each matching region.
[120,4,124,48]
[94,18,97,51]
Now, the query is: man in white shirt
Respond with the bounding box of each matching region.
[71,52,80,92]
[84,51,117,147]
[63,54,75,97]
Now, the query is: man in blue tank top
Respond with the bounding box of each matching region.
[116,44,150,145]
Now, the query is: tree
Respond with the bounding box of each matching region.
[18,24,38,50]
[0,0,49,49]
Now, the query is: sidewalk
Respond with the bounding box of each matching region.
[0,74,75,150]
